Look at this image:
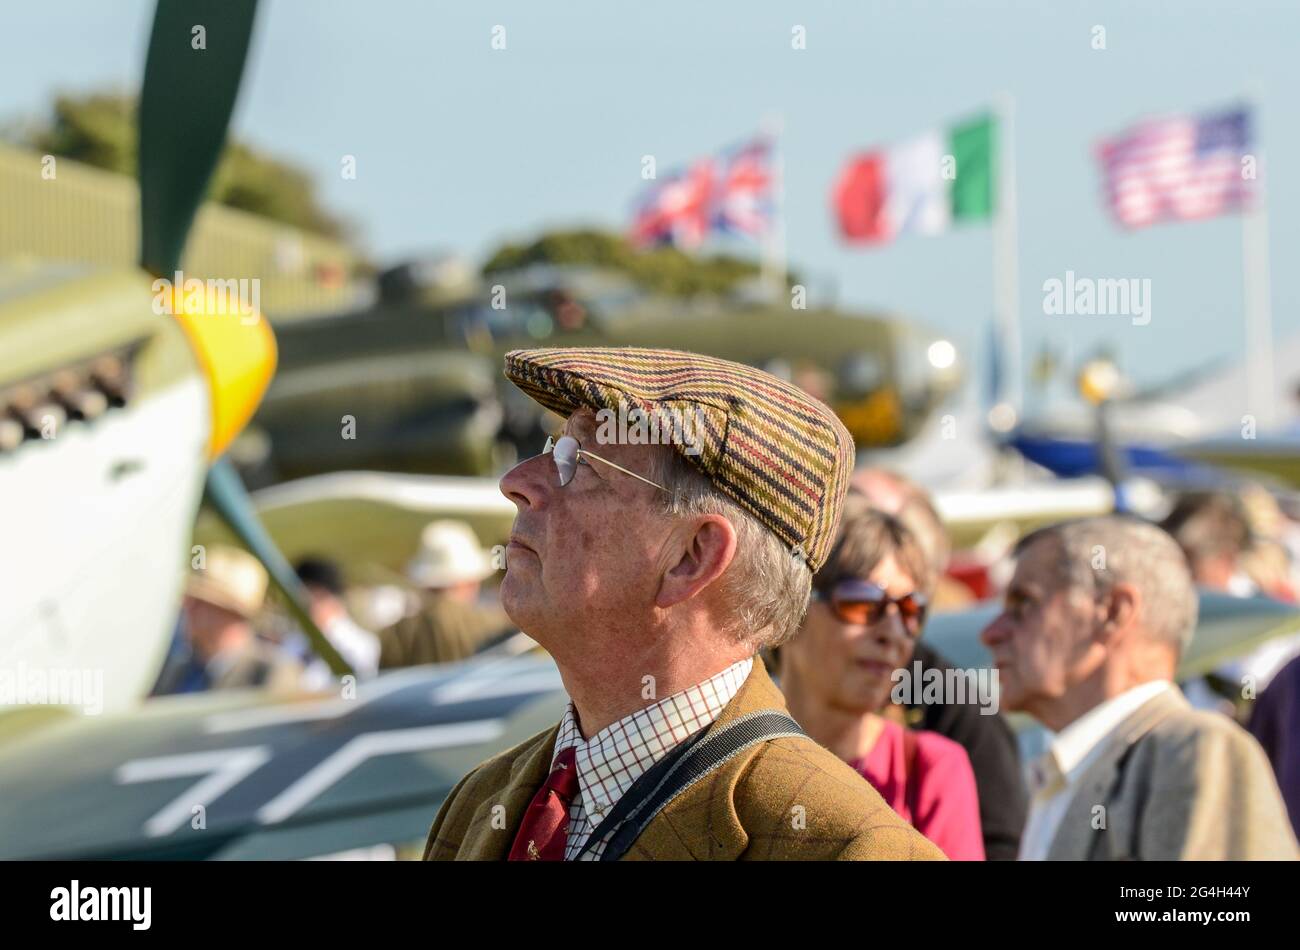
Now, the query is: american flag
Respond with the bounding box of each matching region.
[629,136,775,248]
[1097,106,1254,229]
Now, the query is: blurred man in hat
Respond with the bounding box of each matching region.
[981,516,1297,860]
[424,348,943,861]
[377,520,511,668]
[292,557,381,688]
[155,546,303,694]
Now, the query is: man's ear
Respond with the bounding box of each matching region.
[1097,582,1140,643]
[656,514,737,610]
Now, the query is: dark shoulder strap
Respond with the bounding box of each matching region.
[581,709,805,861]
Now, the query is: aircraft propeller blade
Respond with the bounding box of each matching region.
[138,0,349,676]
[204,458,354,677]
[138,0,260,276]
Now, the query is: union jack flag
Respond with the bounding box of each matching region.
[629,136,775,248]
[1097,106,1255,230]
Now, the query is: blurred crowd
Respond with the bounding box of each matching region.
[151,519,515,697]
[778,472,1300,858]
[153,469,1300,859]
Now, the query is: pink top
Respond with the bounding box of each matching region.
[850,720,985,860]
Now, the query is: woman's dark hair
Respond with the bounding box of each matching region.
[813,494,935,598]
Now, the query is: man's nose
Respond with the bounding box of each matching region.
[980,613,1009,649]
[500,454,551,512]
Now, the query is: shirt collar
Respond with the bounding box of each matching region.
[1049,679,1173,781]
[552,656,753,823]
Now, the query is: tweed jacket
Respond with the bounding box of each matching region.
[423,659,946,861]
[1045,685,1299,860]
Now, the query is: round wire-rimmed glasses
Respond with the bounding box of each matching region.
[542,434,671,494]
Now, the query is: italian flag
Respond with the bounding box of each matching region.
[833,115,996,243]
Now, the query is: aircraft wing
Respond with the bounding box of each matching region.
[0,652,566,860]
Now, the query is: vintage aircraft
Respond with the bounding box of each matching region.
[0,0,346,718]
[239,259,964,485]
[1007,338,1300,489]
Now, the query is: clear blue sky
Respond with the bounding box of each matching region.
[4,0,1297,390]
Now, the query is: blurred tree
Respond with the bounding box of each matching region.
[28,93,346,240]
[209,142,344,239]
[31,94,137,174]
[483,227,795,299]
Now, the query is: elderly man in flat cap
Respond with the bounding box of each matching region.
[424,348,944,861]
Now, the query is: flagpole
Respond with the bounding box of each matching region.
[1242,86,1274,431]
[760,113,787,303]
[993,92,1023,422]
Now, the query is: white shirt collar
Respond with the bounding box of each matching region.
[1050,679,1173,781]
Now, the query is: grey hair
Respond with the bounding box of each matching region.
[650,448,812,650]
[1016,515,1198,655]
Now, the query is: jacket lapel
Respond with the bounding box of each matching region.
[625,658,788,861]
[1047,686,1187,860]
[459,725,560,860]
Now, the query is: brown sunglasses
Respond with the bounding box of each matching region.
[813,578,928,636]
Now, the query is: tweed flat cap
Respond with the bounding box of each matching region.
[504,347,855,572]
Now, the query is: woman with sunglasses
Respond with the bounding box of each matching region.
[776,498,985,860]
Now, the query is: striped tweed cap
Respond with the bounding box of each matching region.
[503,347,855,572]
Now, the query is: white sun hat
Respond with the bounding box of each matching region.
[406,519,496,589]
[185,545,269,619]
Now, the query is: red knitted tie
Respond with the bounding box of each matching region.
[508,746,581,861]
